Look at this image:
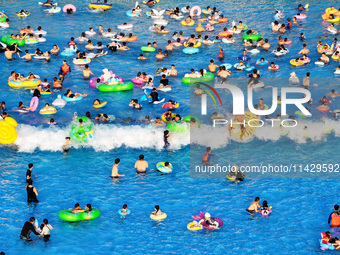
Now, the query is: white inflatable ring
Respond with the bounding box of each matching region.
[190,6,201,16]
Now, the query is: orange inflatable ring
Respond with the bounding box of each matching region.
[120,36,137,42]
[218,18,228,23]
[218,31,232,38]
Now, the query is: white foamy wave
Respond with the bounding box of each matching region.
[8,119,340,152]
[14,124,190,153]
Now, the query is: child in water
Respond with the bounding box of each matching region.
[260,200,272,216]
[202,147,218,165]
[121,204,129,215]
[163,130,175,148]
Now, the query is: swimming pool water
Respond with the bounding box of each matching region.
[1,0,340,254]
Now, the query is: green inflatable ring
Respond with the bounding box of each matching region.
[1,34,25,47]
[98,82,134,92]
[183,116,201,127]
[241,24,249,31]
[58,208,101,222]
[0,16,7,23]
[242,33,261,41]
[70,117,94,143]
[141,46,156,52]
[167,121,189,132]
[181,72,214,84]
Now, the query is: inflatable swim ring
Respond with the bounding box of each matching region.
[118,23,133,29]
[294,13,306,20]
[256,59,269,66]
[70,117,94,143]
[58,208,100,221]
[202,217,223,230]
[315,61,325,66]
[39,106,57,115]
[63,4,76,13]
[25,38,38,45]
[1,34,25,47]
[230,111,258,142]
[93,101,107,108]
[89,3,112,10]
[221,63,232,69]
[167,121,189,132]
[183,116,201,126]
[85,31,96,36]
[62,96,83,102]
[183,41,201,48]
[183,48,199,54]
[190,6,201,16]
[268,65,279,70]
[234,63,246,70]
[16,11,30,17]
[181,20,195,26]
[218,31,232,38]
[118,209,131,216]
[156,162,173,173]
[126,10,140,17]
[162,102,179,109]
[161,112,176,123]
[150,213,167,220]
[120,36,137,42]
[8,79,40,88]
[73,58,91,65]
[44,7,61,13]
[98,82,134,92]
[0,117,17,145]
[182,72,214,84]
[187,222,203,231]
[242,33,261,41]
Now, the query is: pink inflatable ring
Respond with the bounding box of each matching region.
[294,13,306,20]
[63,4,77,13]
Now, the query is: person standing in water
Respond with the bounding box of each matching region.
[247,197,261,213]
[20,217,40,242]
[111,158,125,178]
[26,163,36,183]
[26,179,39,203]
[134,155,148,174]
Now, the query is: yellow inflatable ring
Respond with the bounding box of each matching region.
[181,20,195,26]
[8,79,41,88]
[39,107,57,115]
[187,222,203,231]
[161,113,176,123]
[93,102,107,109]
[230,111,258,142]
[332,55,339,60]
[328,17,340,23]
[150,213,167,220]
[183,41,201,48]
[325,8,338,14]
[0,117,18,144]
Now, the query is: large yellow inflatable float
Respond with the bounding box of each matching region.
[229,111,258,142]
[0,117,18,144]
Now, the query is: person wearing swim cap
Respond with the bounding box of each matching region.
[200,213,218,228]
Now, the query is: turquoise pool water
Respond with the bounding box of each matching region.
[1,0,340,254]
